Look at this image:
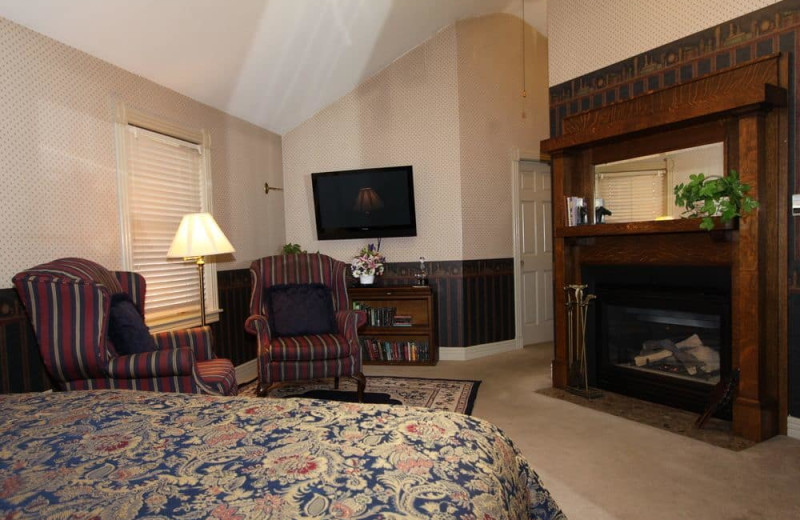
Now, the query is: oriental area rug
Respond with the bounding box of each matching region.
[239,376,480,415]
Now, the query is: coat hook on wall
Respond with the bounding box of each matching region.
[264,182,283,195]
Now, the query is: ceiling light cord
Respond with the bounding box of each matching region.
[521,0,527,99]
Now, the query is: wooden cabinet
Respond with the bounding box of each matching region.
[348,286,438,366]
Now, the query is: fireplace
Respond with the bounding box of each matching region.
[584,265,731,416]
[542,55,788,441]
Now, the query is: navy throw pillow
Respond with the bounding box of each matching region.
[108,293,157,355]
[266,283,337,337]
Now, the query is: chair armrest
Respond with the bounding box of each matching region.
[245,314,272,345]
[107,347,195,378]
[151,326,215,361]
[336,310,366,344]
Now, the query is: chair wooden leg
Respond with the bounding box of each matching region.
[257,382,281,398]
[353,372,366,403]
[334,377,340,389]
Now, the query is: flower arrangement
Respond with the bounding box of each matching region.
[351,243,385,277]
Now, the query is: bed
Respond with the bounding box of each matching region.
[0,390,565,519]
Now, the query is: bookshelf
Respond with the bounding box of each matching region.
[348,286,438,366]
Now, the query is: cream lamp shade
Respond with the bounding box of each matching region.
[167,212,234,326]
[167,212,235,259]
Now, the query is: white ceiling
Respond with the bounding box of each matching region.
[0,0,547,135]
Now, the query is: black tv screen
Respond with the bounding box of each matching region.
[312,166,417,240]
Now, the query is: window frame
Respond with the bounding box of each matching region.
[114,103,221,331]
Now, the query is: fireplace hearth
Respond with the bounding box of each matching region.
[584,265,731,416]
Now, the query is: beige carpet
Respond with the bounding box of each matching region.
[363,344,800,520]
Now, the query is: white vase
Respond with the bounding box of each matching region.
[359,274,375,285]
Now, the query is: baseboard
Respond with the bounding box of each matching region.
[788,416,800,440]
[439,339,520,361]
[235,358,257,384]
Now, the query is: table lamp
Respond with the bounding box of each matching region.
[167,212,235,326]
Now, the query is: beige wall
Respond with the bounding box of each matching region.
[0,17,283,285]
[457,14,549,260]
[283,26,463,263]
[548,0,782,86]
[283,14,549,262]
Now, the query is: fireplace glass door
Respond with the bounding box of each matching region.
[605,295,724,385]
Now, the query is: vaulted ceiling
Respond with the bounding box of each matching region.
[0,0,547,135]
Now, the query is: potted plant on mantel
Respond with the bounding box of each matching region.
[673,170,759,230]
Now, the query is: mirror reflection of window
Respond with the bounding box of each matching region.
[594,142,724,223]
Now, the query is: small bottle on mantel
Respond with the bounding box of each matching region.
[415,257,428,287]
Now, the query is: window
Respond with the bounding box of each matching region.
[594,169,668,223]
[115,108,220,330]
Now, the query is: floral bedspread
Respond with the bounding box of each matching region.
[0,390,565,519]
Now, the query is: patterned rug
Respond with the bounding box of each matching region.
[238,376,481,415]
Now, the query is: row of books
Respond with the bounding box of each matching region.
[361,339,430,362]
[352,302,413,327]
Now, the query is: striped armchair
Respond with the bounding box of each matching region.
[245,253,366,399]
[12,257,237,396]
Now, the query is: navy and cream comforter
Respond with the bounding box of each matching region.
[0,390,565,519]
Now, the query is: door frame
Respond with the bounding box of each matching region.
[511,149,551,349]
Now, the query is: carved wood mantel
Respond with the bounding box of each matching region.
[541,54,789,442]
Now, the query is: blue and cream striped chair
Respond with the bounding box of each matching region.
[245,253,366,399]
[13,257,237,395]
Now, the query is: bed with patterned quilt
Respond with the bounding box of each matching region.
[0,390,565,519]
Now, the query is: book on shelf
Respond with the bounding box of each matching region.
[360,338,429,362]
[565,196,587,226]
[352,302,397,327]
[392,314,412,326]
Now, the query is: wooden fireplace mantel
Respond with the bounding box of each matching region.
[541,54,789,442]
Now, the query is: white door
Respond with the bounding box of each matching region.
[518,160,554,345]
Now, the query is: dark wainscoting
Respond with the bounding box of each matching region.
[0,288,52,393]
[211,269,257,367]
[219,258,516,351]
[0,259,516,393]
[367,258,515,348]
[549,0,800,418]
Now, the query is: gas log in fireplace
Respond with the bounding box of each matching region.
[584,265,731,416]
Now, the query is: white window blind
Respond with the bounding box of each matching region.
[122,125,208,325]
[595,169,667,223]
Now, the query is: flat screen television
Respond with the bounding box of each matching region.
[311,165,417,240]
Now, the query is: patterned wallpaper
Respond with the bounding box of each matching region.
[282,26,463,264]
[457,14,549,260]
[548,0,782,86]
[282,14,550,263]
[0,17,284,286]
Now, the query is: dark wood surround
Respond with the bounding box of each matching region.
[541,54,789,442]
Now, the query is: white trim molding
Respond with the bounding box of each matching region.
[788,416,800,440]
[235,358,258,385]
[439,340,520,361]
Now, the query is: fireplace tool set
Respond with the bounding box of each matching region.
[564,284,603,399]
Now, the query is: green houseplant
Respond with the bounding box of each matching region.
[673,170,759,230]
[280,243,306,254]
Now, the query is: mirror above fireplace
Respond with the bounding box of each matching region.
[594,142,724,223]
